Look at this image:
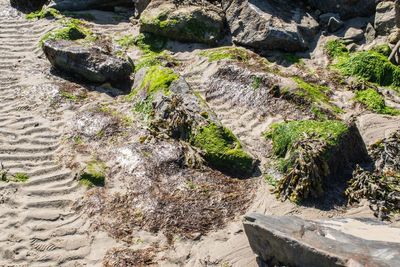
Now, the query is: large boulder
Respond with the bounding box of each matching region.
[43,40,133,83]
[47,0,133,11]
[244,214,400,267]
[140,0,225,45]
[375,0,400,36]
[222,0,319,52]
[10,0,48,12]
[306,0,377,19]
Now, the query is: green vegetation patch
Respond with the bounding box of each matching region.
[355,89,399,115]
[336,51,400,88]
[293,77,342,116]
[116,35,136,49]
[326,41,400,90]
[80,161,106,187]
[265,120,349,158]
[26,7,61,20]
[13,173,29,182]
[282,53,303,65]
[131,33,174,71]
[371,44,392,57]
[137,66,179,96]
[325,39,349,58]
[199,47,251,62]
[193,123,253,176]
[131,66,179,118]
[39,19,93,46]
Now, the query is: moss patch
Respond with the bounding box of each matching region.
[293,77,342,116]
[199,47,251,62]
[131,66,179,118]
[371,44,392,57]
[116,35,136,49]
[355,89,400,115]
[80,161,106,187]
[265,120,349,158]
[39,19,93,46]
[13,173,29,182]
[26,7,61,20]
[325,39,349,58]
[137,66,178,96]
[193,123,253,176]
[327,41,400,91]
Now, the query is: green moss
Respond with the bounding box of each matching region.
[293,77,342,115]
[199,47,250,62]
[39,19,93,46]
[134,33,167,54]
[371,44,392,57]
[193,123,253,176]
[116,35,136,49]
[325,39,349,58]
[26,7,61,20]
[80,161,106,187]
[251,76,262,90]
[131,66,178,118]
[13,173,29,182]
[282,53,303,65]
[137,66,179,96]
[265,120,349,158]
[336,51,400,88]
[355,89,400,115]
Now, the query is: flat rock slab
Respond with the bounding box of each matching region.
[243,213,400,267]
[43,40,133,83]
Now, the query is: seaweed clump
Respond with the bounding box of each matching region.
[80,161,107,187]
[346,131,400,220]
[265,120,349,202]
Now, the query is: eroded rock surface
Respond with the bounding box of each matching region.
[306,0,377,19]
[223,0,319,52]
[43,40,133,83]
[140,0,225,45]
[244,213,400,267]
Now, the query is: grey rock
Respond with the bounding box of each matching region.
[375,1,400,36]
[244,213,400,267]
[222,0,319,52]
[306,0,377,19]
[10,0,47,12]
[43,40,133,83]
[343,27,365,43]
[319,13,340,25]
[133,0,150,17]
[327,16,344,32]
[365,23,376,43]
[47,0,133,11]
[140,0,225,45]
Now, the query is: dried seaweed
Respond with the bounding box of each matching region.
[346,131,400,220]
[274,137,329,203]
[103,247,156,267]
[346,166,400,220]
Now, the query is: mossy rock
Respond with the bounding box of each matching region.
[193,123,254,177]
[140,3,224,45]
[326,41,400,91]
[39,19,93,46]
[355,88,400,115]
[265,120,349,158]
